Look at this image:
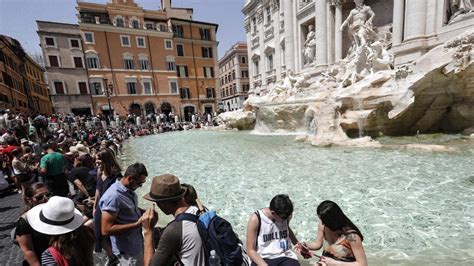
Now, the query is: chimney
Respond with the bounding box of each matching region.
[161,0,171,10]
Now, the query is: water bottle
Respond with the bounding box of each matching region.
[209,250,221,266]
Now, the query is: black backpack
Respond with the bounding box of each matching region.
[175,211,244,266]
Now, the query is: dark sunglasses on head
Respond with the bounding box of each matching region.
[34,192,53,201]
[271,211,290,220]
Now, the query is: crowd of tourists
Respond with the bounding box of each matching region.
[1,109,368,266]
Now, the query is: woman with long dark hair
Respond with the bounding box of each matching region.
[92,148,122,264]
[297,200,367,266]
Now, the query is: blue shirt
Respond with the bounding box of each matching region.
[99,181,143,255]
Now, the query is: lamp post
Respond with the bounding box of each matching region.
[103,78,113,120]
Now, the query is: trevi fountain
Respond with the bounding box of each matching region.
[125,1,474,265]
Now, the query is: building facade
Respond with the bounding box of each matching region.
[218,42,249,112]
[76,0,219,120]
[242,0,474,91]
[37,21,93,115]
[0,35,52,115]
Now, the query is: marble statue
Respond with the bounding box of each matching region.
[448,0,474,23]
[368,41,392,73]
[303,25,317,65]
[340,0,376,50]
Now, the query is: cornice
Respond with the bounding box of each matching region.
[79,23,173,38]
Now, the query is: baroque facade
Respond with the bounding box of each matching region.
[242,0,474,91]
[0,35,53,115]
[37,21,93,115]
[76,0,219,120]
[218,42,250,112]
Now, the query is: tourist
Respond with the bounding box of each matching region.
[15,182,52,265]
[301,200,367,266]
[100,163,148,265]
[68,153,96,212]
[142,174,206,266]
[92,148,122,263]
[39,141,68,197]
[245,194,304,266]
[11,148,36,197]
[25,196,94,266]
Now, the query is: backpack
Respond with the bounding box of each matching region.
[175,211,244,266]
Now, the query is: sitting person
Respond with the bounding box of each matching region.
[15,182,52,265]
[301,200,367,266]
[25,196,94,266]
[246,194,304,266]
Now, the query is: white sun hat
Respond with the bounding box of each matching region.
[26,196,83,235]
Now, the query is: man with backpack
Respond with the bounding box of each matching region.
[142,174,207,266]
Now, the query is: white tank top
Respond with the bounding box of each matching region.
[255,209,298,260]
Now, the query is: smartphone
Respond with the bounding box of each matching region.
[312,253,321,259]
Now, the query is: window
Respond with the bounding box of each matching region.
[166,60,176,71]
[121,35,130,47]
[202,47,213,58]
[200,28,211,41]
[70,39,80,48]
[73,57,83,68]
[127,82,137,94]
[78,82,88,94]
[206,87,215,98]
[90,81,103,95]
[266,6,271,24]
[253,59,260,76]
[84,32,94,44]
[180,88,190,99]
[232,71,235,80]
[266,54,274,71]
[136,37,146,48]
[45,37,55,46]
[242,84,250,92]
[124,58,134,69]
[176,44,184,56]
[242,70,248,78]
[252,17,257,33]
[177,65,188,77]
[116,17,124,27]
[173,25,184,38]
[165,40,173,50]
[204,67,214,78]
[86,53,100,69]
[139,58,149,70]
[241,56,247,64]
[143,81,152,94]
[54,81,64,94]
[132,20,140,29]
[48,55,60,67]
[145,22,154,30]
[170,80,178,94]
[159,24,167,32]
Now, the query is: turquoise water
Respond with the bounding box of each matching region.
[122,131,474,265]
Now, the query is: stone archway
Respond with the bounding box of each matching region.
[129,103,141,116]
[144,102,155,114]
[160,102,172,115]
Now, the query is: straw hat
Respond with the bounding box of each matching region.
[26,196,83,235]
[143,174,186,202]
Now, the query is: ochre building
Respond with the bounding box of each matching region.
[0,35,52,115]
[77,0,219,120]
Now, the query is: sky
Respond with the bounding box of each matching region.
[0,0,246,59]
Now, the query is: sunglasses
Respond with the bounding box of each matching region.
[271,211,290,220]
[34,192,53,201]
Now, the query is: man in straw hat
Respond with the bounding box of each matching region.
[141,174,206,266]
[100,162,148,265]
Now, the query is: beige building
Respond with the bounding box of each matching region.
[0,35,52,115]
[37,21,93,115]
[77,0,219,120]
[218,42,250,111]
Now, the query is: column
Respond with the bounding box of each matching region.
[283,0,295,71]
[392,0,405,45]
[315,0,328,66]
[335,3,343,60]
[404,0,427,40]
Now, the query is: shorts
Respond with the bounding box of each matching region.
[251,257,300,266]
